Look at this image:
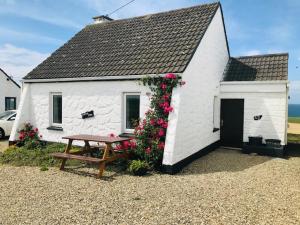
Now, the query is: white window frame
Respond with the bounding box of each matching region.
[123,93,140,133]
[213,96,220,129]
[50,92,62,127]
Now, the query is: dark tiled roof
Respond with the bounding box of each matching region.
[24,2,220,80]
[223,53,288,81]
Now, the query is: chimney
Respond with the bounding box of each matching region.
[92,15,113,24]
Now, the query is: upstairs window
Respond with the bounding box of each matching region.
[124,93,140,133]
[51,93,62,126]
[5,97,16,111]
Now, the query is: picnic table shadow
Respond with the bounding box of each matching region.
[178,148,272,175]
[62,163,127,181]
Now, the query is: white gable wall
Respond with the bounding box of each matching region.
[10,80,151,143]
[220,81,288,145]
[163,7,229,165]
[0,70,20,113]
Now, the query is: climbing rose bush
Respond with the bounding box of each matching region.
[134,73,185,167]
[17,123,42,149]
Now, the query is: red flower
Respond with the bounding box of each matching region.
[158,129,165,137]
[34,128,38,132]
[150,119,156,126]
[164,73,177,79]
[162,94,170,100]
[164,106,173,113]
[130,141,137,149]
[122,141,130,149]
[115,144,123,151]
[161,122,168,128]
[158,142,165,150]
[145,147,151,154]
[159,101,169,109]
[160,83,167,90]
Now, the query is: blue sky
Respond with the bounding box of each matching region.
[0,0,299,103]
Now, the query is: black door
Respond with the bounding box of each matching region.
[220,99,244,148]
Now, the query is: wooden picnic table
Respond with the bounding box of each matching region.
[51,134,131,178]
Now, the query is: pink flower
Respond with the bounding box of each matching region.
[157,118,164,125]
[115,144,123,151]
[158,142,165,150]
[180,81,186,86]
[130,141,137,149]
[162,94,170,101]
[109,133,115,138]
[34,128,38,132]
[164,106,173,113]
[122,141,130,149]
[161,122,168,128]
[164,73,177,79]
[150,119,156,126]
[145,147,151,154]
[159,101,169,109]
[160,83,167,90]
[158,129,165,137]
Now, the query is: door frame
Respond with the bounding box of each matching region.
[220,98,245,148]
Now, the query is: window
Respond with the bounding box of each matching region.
[51,93,62,126]
[124,93,140,132]
[213,96,220,132]
[5,97,16,110]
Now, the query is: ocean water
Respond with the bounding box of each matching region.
[288,104,300,117]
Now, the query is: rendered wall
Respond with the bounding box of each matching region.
[220,82,288,145]
[0,70,20,113]
[163,7,229,165]
[10,80,150,144]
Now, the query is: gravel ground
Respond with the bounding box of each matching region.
[0,148,299,225]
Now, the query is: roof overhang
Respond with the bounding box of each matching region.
[220,80,289,85]
[22,73,183,83]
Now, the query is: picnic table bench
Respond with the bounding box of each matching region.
[51,134,131,178]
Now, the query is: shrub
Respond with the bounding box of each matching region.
[17,123,42,149]
[128,160,149,176]
[133,73,185,168]
[0,143,80,168]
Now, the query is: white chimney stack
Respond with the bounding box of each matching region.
[93,15,113,24]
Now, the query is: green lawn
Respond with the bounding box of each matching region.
[288,117,300,123]
[287,133,300,143]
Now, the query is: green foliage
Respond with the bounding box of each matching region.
[287,133,300,143]
[0,143,81,167]
[134,73,184,168]
[128,160,149,176]
[288,117,300,124]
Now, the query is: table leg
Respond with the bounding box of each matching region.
[97,143,111,178]
[60,139,73,170]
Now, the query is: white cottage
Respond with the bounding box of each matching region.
[0,68,20,113]
[10,2,289,173]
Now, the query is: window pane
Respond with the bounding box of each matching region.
[53,95,62,124]
[126,95,140,129]
[5,97,16,110]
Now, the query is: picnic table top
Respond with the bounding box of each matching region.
[62,134,131,143]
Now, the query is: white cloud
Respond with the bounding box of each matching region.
[0,27,63,45]
[0,44,49,83]
[242,50,262,56]
[0,1,82,29]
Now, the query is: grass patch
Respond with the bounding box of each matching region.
[287,133,300,143]
[0,142,82,168]
[288,117,300,124]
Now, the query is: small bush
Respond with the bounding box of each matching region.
[128,160,149,176]
[17,123,42,149]
[0,143,81,168]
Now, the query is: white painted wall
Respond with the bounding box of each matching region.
[0,70,20,113]
[163,7,229,165]
[220,82,288,145]
[10,80,150,144]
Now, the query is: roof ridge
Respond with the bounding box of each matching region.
[0,68,21,88]
[233,52,289,59]
[88,1,220,26]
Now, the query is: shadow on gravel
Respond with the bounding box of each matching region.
[180,148,271,175]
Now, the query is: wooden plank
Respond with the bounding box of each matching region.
[51,153,105,163]
[62,134,130,143]
[60,139,73,170]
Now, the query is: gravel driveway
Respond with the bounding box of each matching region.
[0,148,299,225]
